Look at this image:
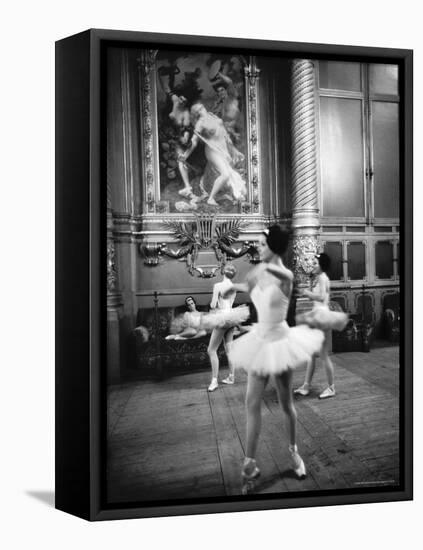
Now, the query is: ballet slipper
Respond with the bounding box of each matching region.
[319,385,335,399]
[289,445,306,478]
[241,458,261,495]
[293,384,310,396]
[208,378,218,392]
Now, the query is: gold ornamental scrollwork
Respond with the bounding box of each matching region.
[244,61,261,214]
[140,214,260,277]
[107,240,118,292]
[292,235,320,286]
[139,50,159,214]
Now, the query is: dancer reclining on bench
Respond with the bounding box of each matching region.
[166,294,249,342]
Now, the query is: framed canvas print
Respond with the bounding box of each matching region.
[55,29,413,521]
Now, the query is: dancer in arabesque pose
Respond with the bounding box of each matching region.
[224,226,325,494]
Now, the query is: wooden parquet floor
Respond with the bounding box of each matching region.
[107,346,400,504]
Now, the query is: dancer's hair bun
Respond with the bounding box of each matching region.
[316,253,331,273]
[264,225,290,256]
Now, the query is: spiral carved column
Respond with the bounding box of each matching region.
[291,60,321,299]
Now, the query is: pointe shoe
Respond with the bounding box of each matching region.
[208,378,219,392]
[241,458,261,495]
[222,374,235,385]
[319,385,335,399]
[293,384,310,396]
[289,444,306,479]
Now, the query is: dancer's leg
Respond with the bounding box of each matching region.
[222,328,235,381]
[207,327,225,390]
[176,327,198,339]
[321,331,334,386]
[274,369,306,478]
[274,370,297,446]
[245,372,268,458]
[319,331,335,399]
[294,357,316,396]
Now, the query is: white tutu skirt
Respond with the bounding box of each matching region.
[296,306,349,332]
[201,305,250,331]
[169,305,250,335]
[229,321,324,376]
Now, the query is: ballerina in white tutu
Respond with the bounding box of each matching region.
[294,253,348,399]
[207,264,241,392]
[165,296,207,340]
[225,226,324,494]
[166,295,249,341]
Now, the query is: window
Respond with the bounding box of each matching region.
[324,241,343,281]
[347,242,366,280]
[318,62,400,287]
[375,241,394,279]
[318,62,399,223]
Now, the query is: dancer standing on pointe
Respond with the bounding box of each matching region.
[207,264,239,392]
[225,226,324,494]
[294,253,348,399]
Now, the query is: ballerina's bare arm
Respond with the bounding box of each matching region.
[210,282,221,309]
[303,274,329,302]
[221,282,247,299]
[265,263,294,282]
[181,132,200,161]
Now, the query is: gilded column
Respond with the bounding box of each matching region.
[291,59,321,304]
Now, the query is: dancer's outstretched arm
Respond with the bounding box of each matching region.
[222,282,245,298]
[302,276,328,302]
[222,264,262,299]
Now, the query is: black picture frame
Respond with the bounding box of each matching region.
[55,28,413,521]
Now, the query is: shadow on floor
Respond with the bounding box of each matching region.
[26,490,55,508]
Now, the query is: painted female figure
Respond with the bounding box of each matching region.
[180,103,246,206]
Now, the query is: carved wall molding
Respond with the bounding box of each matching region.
[138,49,159,214]
[244,59,261,214]
[139,213,260,276]
[121,49,136,214]
[292,234,320,286]
[291,59,318,214]
[107,240,118,293]
[290,59,321,290]
[110,211,276,245]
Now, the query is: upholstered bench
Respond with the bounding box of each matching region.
[133,299,255,378]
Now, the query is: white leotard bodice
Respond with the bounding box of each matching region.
[251,284,289,325]
[312,272,330,309]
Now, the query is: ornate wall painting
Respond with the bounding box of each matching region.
[140,49,261,216]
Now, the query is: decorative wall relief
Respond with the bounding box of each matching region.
[292,234,320,286]
[107,240,118,292]
[138,50,261,215]
[140,214,260,277]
